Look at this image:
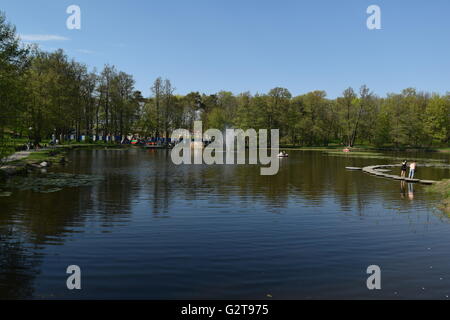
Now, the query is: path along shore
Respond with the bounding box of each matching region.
[1,144,129,179]
[0,148,51,178]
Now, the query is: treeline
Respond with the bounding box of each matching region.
[1,12,449,159]
[111,76,450,149]
[197,86,449,148]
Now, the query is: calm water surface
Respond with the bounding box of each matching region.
[1,149,449,299]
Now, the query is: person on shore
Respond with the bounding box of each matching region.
[400,160,408,178]
[408,161,417,179]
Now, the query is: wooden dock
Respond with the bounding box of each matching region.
[360,164,447,185]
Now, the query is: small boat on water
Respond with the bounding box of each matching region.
[142,137,173,149]
[278,152,289,158]
[144,142,167,149]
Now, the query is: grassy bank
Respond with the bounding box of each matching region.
[280,144,449,153]
[278,145,449,162]
[22,149,66,164]
[1,143,132,180]
[0,136,28,158]
[426,180,450,214]
[2,148,68,170]
[437,147,450,153]
[1,135,130,158]
[24,143,132,162]
[55,142,128,149]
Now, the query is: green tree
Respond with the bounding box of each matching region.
[0,12,29,159]
[424,94,450,145]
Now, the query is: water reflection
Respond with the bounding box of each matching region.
[408,183,415,201]
[0,223,42,299]
[400,181,415,201]
[0,149,449,299]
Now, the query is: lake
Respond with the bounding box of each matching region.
[1,148,449,299]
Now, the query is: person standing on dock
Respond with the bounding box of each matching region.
[408,161,417,179]
[401,160,408,178]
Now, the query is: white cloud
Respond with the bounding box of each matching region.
[19,34,70,41]
[77,49,95,54]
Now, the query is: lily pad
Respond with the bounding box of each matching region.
[5,173,103,193]
[39,188,63,193]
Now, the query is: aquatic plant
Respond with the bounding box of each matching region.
[426,179,450,214]
[4,173,103,194]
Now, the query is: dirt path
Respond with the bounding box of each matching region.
[2,150,33,163]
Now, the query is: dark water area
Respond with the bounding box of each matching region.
[0,149,449,299]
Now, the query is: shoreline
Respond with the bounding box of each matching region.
[1,143,449,215]
[426,179,450,214]
[1,143,448,180]
[0,143,132,180]
[280,145,450,153]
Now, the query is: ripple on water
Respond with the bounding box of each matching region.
[0,149,449,299]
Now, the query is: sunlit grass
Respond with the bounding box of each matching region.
[324,150,446,162]
[426,179,450,214]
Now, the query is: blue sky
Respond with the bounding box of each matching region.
[2,0,450,98]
